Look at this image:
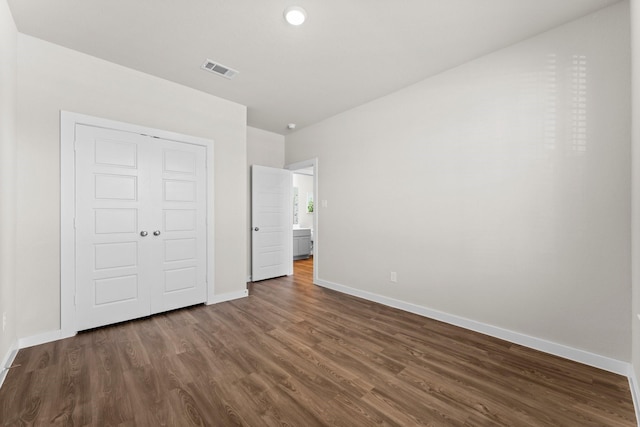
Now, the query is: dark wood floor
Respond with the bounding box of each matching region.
[0,258,636,426]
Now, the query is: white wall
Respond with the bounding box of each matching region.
[0,0,17,366]
[246,126,285,278]
[631,0,640,393]
[247,127,286,169]
[286,3,631,361]
[15,34,248,338]
[293,173,314,230]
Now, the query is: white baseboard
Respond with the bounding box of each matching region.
[18,329,73,349]
[629,366,640,426]
[206,289,249,305]
[0,340,19,389]
[315,278,630,376]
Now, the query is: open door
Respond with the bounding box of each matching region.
[251,165,293,281]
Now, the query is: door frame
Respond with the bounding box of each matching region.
[285,158,318,284]
[60,111,215,337]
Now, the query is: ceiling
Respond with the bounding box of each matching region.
[8,0,621,135]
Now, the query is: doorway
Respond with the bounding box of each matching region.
[285,159,318,284]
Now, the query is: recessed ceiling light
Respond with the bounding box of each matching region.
[284,6,307,26]
[287,123,297,130]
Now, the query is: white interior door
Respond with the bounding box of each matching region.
[251,165,292,281]
[152,140,207,313]
[75,124,207,331]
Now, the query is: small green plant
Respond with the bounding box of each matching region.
[307,199,314,213]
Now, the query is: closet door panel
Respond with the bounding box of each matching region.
[75,125,151,330]
[151,141,207,314]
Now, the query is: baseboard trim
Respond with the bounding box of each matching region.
[206,289,249,305]
[315,278,630,376]
[629,366,640,426]
[0,340,19,389]
[18,329,72,349]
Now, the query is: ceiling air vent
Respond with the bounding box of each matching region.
[201,59,239,80]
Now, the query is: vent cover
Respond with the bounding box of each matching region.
[201,59,239,79]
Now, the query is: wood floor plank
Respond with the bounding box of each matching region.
[48,341,92,426]
[0,257,636,426]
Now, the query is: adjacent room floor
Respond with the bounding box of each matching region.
[0,257,636,425]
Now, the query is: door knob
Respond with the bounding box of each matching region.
[153,230,161,236]
[254,227,259,231]
[140,231,148,237]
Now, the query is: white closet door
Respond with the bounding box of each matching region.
[75,125,207,331]
[75,125,152,330]
[151,140,207,313]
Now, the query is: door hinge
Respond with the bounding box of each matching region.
[74,293,78,306]
[73,218,76,229]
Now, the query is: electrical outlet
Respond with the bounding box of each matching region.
[390,272,397,283]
